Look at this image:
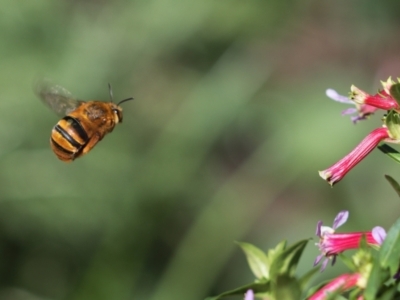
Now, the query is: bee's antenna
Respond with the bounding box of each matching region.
[108,83,134,105]
[108,83,114,102]
[117,97,134,106]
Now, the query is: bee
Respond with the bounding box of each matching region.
[35,80,134,162]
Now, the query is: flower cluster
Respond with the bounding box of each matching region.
[210,78,400,300]
[320,78,400,185]
[238,211,389,300]
[310,211,386,299]
[314,211,384,271]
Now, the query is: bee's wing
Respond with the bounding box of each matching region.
[35,79,85,116]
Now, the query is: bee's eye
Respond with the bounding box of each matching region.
[113,108,123,123]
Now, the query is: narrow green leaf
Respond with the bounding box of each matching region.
[329,295,347,300]
[390,82,400,104]
[379,217,400,276]
[384,175,400,198]
[338,253,356,271]
[269,239,309,279]
[236,242,270,279]
[378,143,400,164]
[305,279,331,298]
[298,268,319,290]
[364,257,385,300]
[323,288,346,300]
[265,240,287,264]
[375,285,397,300]
[204,280,270,300]
[349,288,362,300]
[268,240,287,256]
[271,275,301,300]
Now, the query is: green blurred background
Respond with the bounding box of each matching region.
[0,0,399,299]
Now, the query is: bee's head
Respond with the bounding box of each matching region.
[108,83,134,124]
[110,104,124,124]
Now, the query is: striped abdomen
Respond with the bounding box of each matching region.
[50,116,89,162]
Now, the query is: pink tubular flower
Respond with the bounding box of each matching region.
[326,89,379,123]
[319,127,392,185]
[322,78,400,185]
[350,78,400,111]
[314,211,382,271]
[308,273,362,300]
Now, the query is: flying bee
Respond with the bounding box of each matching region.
[35,80,134,162]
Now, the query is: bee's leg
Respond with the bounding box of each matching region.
[80,133,102,156]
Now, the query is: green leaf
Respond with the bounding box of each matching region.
[384,175,400,198]
[269,239,309,279]
[364,257,385,300]
[375,285,397,300]
[349,288,362,300]
[338,253,356,271]
[305,279,331,299]
[204,280,270,300]
[237,242,270,279]
[379,216,400,276]
[390,82,400,104]
[378,143,400,164]
[322,288,347,300]
[331,295,349,300]
[298,267,319,290]
[271,275,301,300]
[385,110,400,140]
[266,240,287,261]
